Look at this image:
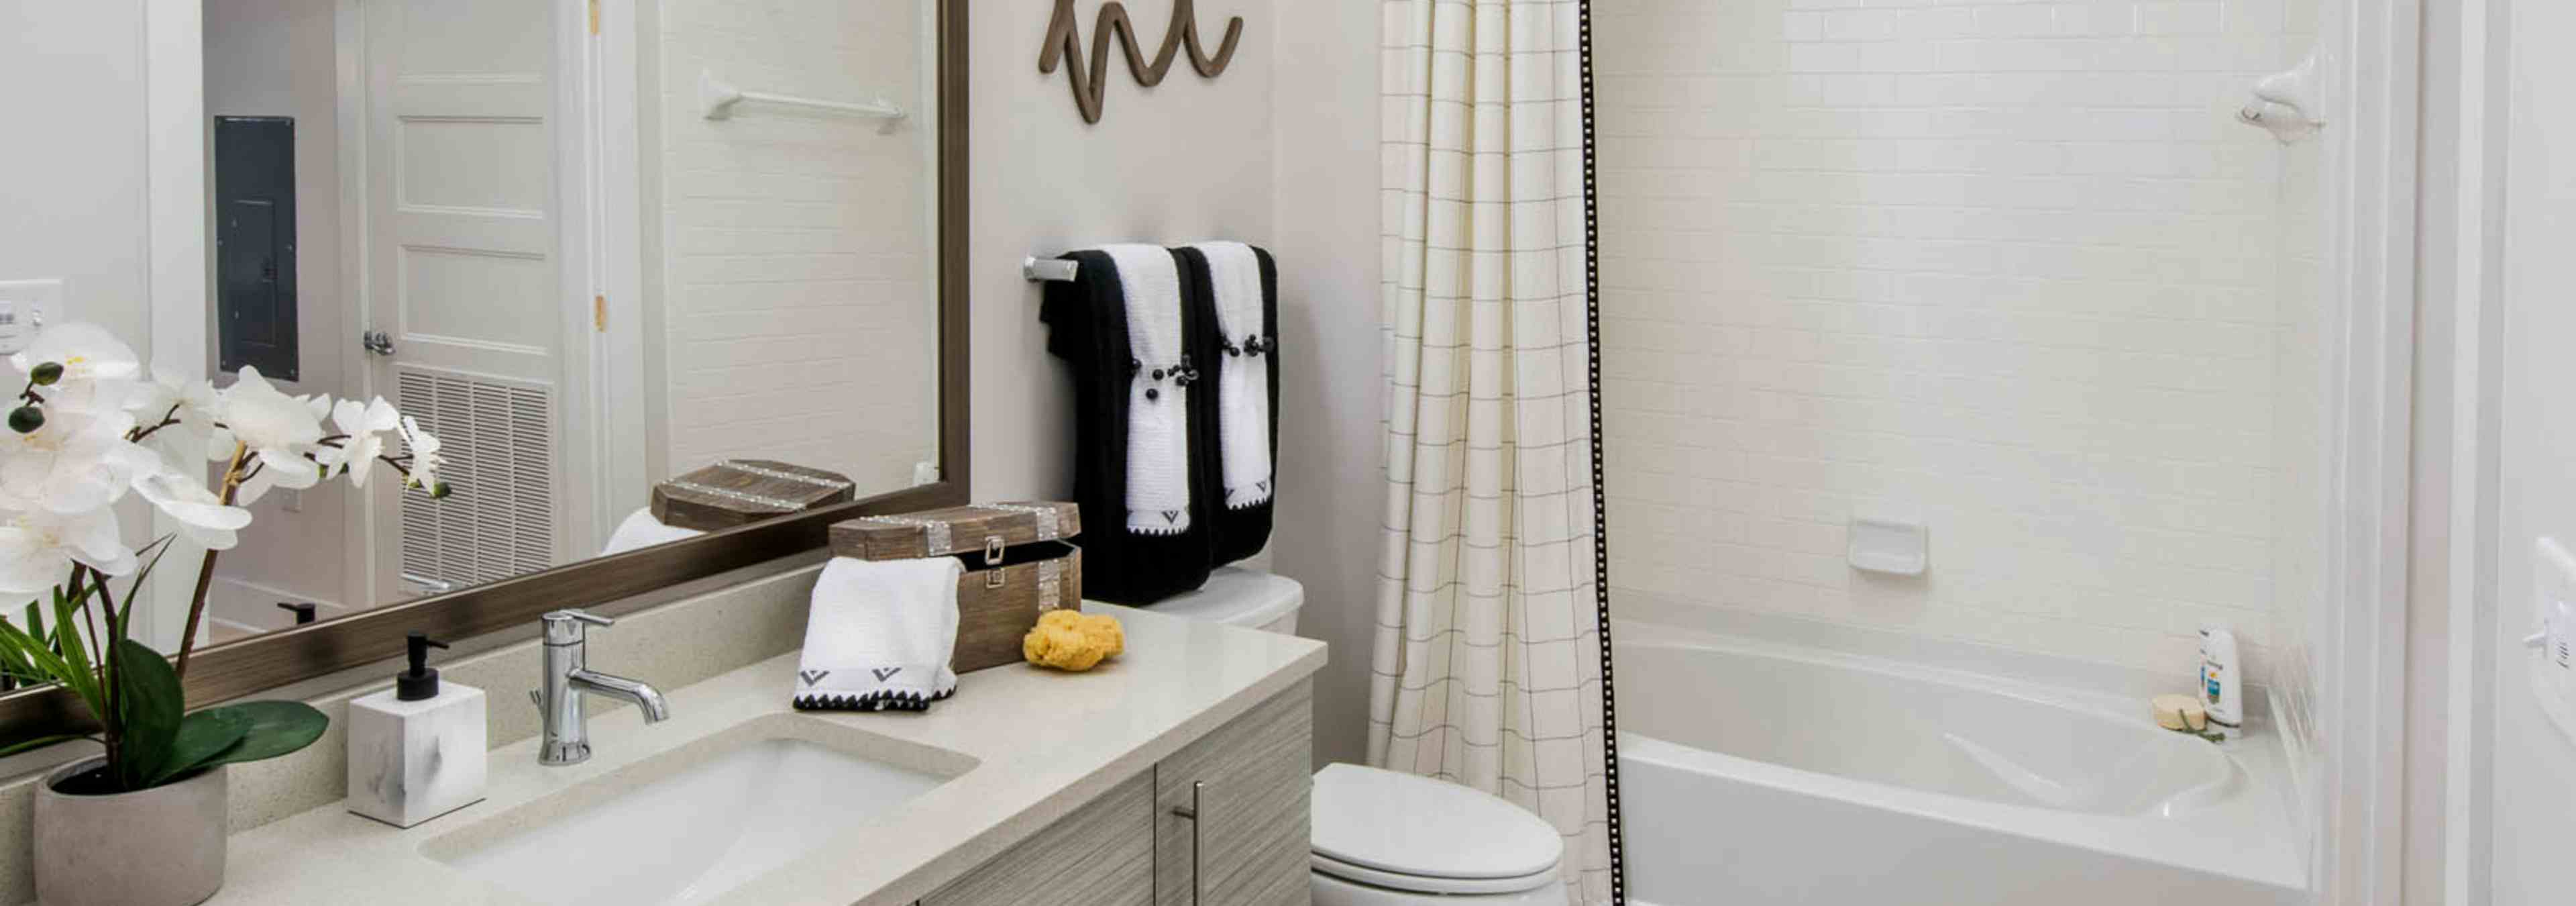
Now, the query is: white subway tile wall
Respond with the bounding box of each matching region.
[1593,1,2323,679]
[655,0,940,490]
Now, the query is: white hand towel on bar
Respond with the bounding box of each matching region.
[792,556,964,711]
[1099,244,1193,535]
[1185,242,1273,509]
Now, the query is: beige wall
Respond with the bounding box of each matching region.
[1265,0,1389,769]
[0,1,150,346]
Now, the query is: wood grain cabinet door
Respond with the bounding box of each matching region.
[1155,681,1315,906]
[924,770,1155,906]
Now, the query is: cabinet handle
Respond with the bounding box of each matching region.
[1169,781,1204,906]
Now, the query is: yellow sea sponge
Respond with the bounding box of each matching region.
[1078,613,1124,658]
[1023,610,1125,671]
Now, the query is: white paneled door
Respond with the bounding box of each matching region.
[353,0,578,603]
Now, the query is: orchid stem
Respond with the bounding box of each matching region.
[174,442,248,683]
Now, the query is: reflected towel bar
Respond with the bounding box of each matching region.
[1024,257,1080,283]
[700,69,905,121]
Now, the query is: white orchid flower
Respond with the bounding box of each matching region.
[325,397,400,487]
[0,507,136,594]
[217,367,326,505]
[9,322,142,415]
[131,470,252,551]
[125,367,229,473]
[0,408,153,515]
[398,415,447,495]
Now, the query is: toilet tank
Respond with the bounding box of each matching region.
[1133,567,1306,635]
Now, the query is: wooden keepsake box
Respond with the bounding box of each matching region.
[830,501,1083,674]
[651,460,857,532]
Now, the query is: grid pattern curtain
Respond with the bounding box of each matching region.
[1370,0,1609,903]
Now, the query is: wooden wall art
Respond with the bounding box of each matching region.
[1039,0,1244,123]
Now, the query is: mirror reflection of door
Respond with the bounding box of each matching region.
[186,0,949,644]
[203,0,584,639]
[356,0,578,607]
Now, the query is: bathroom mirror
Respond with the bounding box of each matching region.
[0,0,967,727]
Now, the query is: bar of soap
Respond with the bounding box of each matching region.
[2153,693,2208,732]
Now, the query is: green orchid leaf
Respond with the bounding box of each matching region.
[112,638,184,791]
[48,589,100,713]
[150,707,252,786]
[0,734,85,759]
[190,701,327,769]
[0,617,87,713]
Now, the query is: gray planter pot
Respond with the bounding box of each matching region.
[34,756,227,906]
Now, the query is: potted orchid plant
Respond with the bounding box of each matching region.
[0,323,449,906]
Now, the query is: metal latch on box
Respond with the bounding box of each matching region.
[985,535,1006,588]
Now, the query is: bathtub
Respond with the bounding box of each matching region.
[1615,623,2306,905]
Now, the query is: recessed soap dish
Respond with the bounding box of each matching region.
[1848,517,1929,576]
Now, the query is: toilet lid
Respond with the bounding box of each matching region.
[1142,568,1303,628]
[1309,764,1564,883]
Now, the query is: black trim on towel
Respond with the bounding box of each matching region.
[1579,1,1628,902]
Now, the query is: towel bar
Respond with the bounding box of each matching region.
[1024,257,1080,283]
[700,69,905,121]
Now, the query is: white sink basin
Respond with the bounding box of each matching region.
[427,718,970,905]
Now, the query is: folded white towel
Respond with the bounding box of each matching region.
[1099,244,1193,536]
[793,556,965,711]
[599,507,705,556]
[1186,242,1273,510]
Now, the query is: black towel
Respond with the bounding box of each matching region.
[1173,244,1279,566]
[1042,250,1220,603]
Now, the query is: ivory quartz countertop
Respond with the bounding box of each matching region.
[199,604,1325,906]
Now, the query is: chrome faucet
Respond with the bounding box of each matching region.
[533,609,670,766]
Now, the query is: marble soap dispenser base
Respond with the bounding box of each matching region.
[346,632,488,827]
[347,685,488,827]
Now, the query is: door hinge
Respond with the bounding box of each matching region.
[593,295,607,332]
[588,0,600,35]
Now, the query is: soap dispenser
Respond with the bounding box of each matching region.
[347,632,486,827]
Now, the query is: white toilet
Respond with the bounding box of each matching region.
[1146,568,1573,906]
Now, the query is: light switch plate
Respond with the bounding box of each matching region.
[2530,538,2576,746]
[0,279,64,356]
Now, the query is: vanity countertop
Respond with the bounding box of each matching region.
[203,604,1326,906]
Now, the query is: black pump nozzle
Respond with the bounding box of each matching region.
[396,632,450,701]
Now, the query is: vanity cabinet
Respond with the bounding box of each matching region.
[1155,681,1313,906]
[922,679,1313,906]
[920,772,1156,906]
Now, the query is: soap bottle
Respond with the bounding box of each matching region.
[2198,622,2243,740]
[347,632,487,827]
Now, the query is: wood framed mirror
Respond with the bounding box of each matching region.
[0,0,969,737]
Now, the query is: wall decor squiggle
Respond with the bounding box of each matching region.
[1038,0,1244,124]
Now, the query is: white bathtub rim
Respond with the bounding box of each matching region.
[1606,593,2274,719]
[1611,623,2307,892]
[1619,730,2302,892]
[1613,619,2245,732]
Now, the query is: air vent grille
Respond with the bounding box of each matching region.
[396,368,557,589]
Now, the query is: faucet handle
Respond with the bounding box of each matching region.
[540,609,614,644]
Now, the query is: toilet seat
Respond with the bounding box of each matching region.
[1309,852,1560,896]
[1309,764,1564,896]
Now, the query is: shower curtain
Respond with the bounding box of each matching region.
[1369,1,1613,903]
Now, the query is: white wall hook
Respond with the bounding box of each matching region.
[2239,50,2324,144]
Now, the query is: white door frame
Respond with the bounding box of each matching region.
[146,0,645,629]
[2315,0,2424,903]
[2426,0,2509,902]
[142,1,210,650]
